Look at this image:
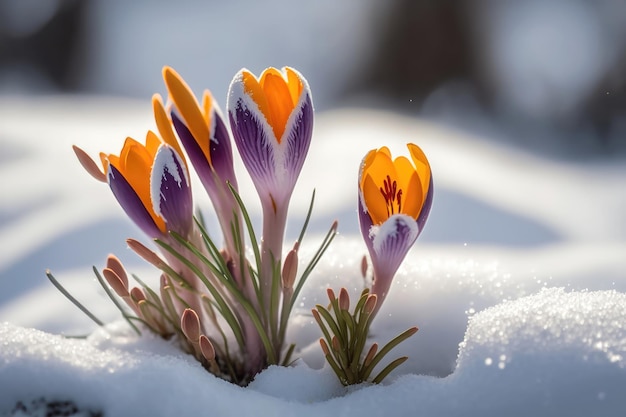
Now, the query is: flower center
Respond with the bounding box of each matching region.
[379,175,403,217]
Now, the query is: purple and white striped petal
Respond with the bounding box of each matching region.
[417,175,434,233]
[227,69,313,207]
[228,92,278,198]
[171,111,240,230]
[150,145,192,236]
[283,92,314,191]
[108,165,162,238]
[358,191,375,256]
[210,106,238,184]
[369,214,420,306]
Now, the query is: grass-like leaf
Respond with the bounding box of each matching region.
[46,270,104,327]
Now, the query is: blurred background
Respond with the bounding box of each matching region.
[2,0,626,157]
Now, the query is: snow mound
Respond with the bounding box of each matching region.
[1,288,624,416]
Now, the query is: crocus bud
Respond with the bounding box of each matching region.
[126,238,166,269]
[363,294,378,315]
[319,338,330,356]
[338,288,350,311]
[332,335,341,352]
[106,254,128,287]
[130,287,146,303]
[72,145,106,182]
[102,267,129,298]
[326,288,336,303]
[181,308,201,344]
[199,335,216,361]
[281,248,298,289]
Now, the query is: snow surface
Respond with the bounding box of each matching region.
[1,97,626,416]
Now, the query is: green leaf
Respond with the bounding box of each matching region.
[46,270,105,327]
[361,327,417,380]
[372,356,408,384]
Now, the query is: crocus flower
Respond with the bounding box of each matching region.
[73,123,192,240]
[227,67,313,211]
[227,66,313,311]
[227,66,313,224]
[358,143,433,316]
[161,67,240,248]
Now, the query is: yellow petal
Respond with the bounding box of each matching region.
[362,173,389,226]
[243,68,298,143]
[260,68,294,142]
[163,66,211,162]
[407,143,431,208]
[145,131,162,157]
[152,94,186,165]
[201,90,213,126]
[361,150,398,224]
[359,149,378,191]
[402,170,423,219]
[242,69,271,128]
[378,146,391,158]
[285,67,304,105]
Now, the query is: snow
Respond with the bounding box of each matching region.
[1,97,626,415]
[1,288,624,416]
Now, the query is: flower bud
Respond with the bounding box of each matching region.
[181,308,201,343]
[319,338,330,356]
[326,288,336,303]
[199,335,216,361]
[338,288,350,311]
[281,248,298,289]
[102,267,129,298]
[126,238,166,269]
[72,145,106,182]
[363,294,378,315]
[130,287,146,303]
[106,254,128,289]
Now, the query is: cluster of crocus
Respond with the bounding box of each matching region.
[69,66,335,384]
[53,65,433,387]
[313,144,433,384]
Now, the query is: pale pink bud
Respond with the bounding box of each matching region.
[326,288,336,303]
[199,335,216,361]
[363,294,378,315]
[126,238,166,269]
[102,267,129,298]
[130,287,146,303]
[319,338,330,356]
[332,335,340,351]
[281,248,298,289]
[106,254,128,289]
[72,145,106,182]
[181,308,201,343]
[311,308,323,327]
[338,288,350,311]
